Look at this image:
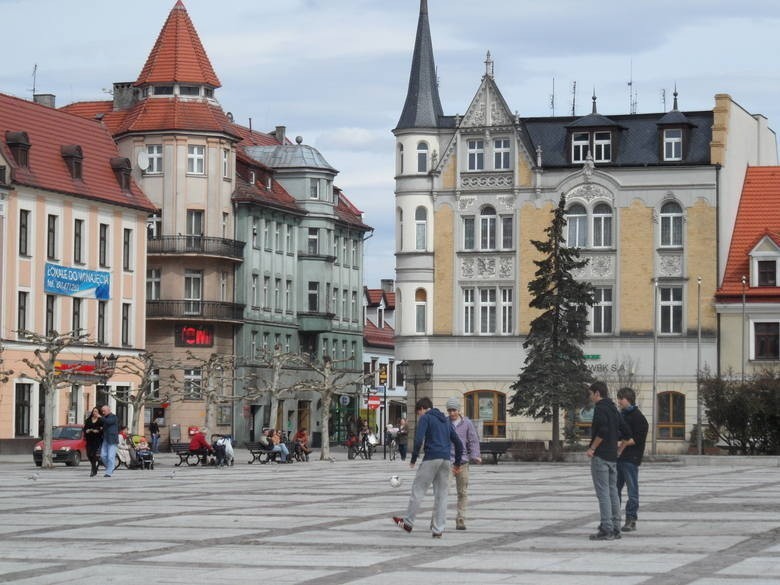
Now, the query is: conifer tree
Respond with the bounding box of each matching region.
[509,194,594,459]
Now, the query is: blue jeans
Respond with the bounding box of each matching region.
[151,434,160,453]
[617,460,639,520]
[591,455,620,532]
[272,443,289,462]
[100,442,117,476]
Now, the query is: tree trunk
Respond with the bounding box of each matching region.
[551,403,561,461]
[268,395,279,432]
[319,392,332,460]
[42,380,55,469]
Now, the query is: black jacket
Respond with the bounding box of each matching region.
[590,398,631,462]
[619,406,649,465]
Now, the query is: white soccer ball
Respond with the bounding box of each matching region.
[389,475,402,488]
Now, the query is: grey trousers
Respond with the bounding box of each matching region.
[404,458,451,534]
[591,455,621,532]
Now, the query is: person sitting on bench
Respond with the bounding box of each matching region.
[188,428,213,465]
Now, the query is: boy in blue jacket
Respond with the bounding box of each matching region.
[393,397,463,538]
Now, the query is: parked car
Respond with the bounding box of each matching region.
[33,425,87,467]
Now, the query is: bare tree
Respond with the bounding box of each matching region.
[248,344,309,431]
[17,329,90,469]
[296,354,368,460]
[110,351,179,434]
[179,352,246,433]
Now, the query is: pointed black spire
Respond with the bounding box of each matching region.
[672,83,679,111]
[396,0,444,130]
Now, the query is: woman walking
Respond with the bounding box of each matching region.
[84,407,103,477]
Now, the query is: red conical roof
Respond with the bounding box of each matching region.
[135,1,221,88]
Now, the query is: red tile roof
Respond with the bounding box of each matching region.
[334,186,372,231]
[0,93,155,212]
[232,162,302,215]
[717,166,780,301]
[364,319,395,349]
[112,98,240,138]
[365,289,383,306]
[232,124,284,148]
[135,1,220,88]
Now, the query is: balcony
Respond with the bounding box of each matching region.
[147,235,245,261]
[147,300,245,323]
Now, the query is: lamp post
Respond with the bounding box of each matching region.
[396,359,433,438]
[741,275,747,384]
[93,352,118,384]
[651,279,659,456]
[696,276,702,455]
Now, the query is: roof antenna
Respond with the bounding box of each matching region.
[249,117,252,133]
[660,88,667,112]
[570,81,577,116]
[550,77,555,116]
[627,59,637,114]
[30,63,38,97]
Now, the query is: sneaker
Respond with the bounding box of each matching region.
[456,519,466,531]
[622,519,636,532]
[432,532,442,539]
[103,474,111,478]
[613,530,622,540]
[589,528,614,541]
[392,516,412,533]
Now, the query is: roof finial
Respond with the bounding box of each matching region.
[592,88,597,114]
[485,51,494,78]
[673,83,679,111]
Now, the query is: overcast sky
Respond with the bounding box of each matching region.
[3,0,780,286]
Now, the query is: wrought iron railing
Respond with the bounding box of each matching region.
[146,300,244,321]
[147,235,245,259]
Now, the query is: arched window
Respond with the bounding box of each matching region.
[660,201,683,247]
[657,391,685,439]
[397,208,403,251]
[464,390,506,438]
[566,203,587,248]
[592,203,613,247]
[415,206,427,251]
[414,288,427,334]
[417,142,428,173]
[480,206,496,250]
[398,144,404,175]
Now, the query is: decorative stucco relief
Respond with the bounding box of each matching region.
[458,196,476,211]
[460,256,514,280]
[497,195,515,211]
[571,253,615,280]
[657,253,683,277]
[566,183,614,203]
[462,173,514,189]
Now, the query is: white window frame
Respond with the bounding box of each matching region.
[147,144,163,174]
[310,179,320,200]
[500,287,513,334]
[222,148,230,178]
[494,138,511,170]
[663,129,683,161]
[415,288,427,334]
[566,204,587,248]
[659,286,683,335]
[184,270,203,315]
[751,320,780,360]
[592,203,613,248]
[592,287,613,334]
[593,131,612,162]
[660,201,684,247]
[146,268,161,300]
[480,207,497,250]
[463,288,475,334]
[467,139,485,171]
[415,207,427,251]
[417,142,428,173]
[183,368,202,400]
[187,145,205,175]
[479,288,497,334]
[572,132,589,163]
[463,216,475,250]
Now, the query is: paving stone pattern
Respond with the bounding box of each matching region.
[0,451,778,584]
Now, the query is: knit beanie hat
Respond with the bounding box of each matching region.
[445,397,460,411]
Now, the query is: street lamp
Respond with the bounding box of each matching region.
[93,352,118,384]
[396,359,433,436]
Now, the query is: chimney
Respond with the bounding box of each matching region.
[112,82,138,111]
[33,94,56,108]
[275,125,286,144]
[381,279,395,293]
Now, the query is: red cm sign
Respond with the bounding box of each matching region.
[367,395,381,410]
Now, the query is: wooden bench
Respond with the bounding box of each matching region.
[479,440,511,464]
[170,442,208,466]
[245,441,277,464]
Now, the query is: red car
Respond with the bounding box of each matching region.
[33,425,87,467]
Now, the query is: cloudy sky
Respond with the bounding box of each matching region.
[3,0,780,286]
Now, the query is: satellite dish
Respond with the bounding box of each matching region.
[136,150,150,171]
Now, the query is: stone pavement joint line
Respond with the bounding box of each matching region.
[0,451,778,585]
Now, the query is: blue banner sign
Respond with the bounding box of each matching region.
[44,263,110,300]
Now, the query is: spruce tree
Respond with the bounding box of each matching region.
[509,194,594,459]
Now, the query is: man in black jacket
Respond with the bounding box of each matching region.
[616,387,649,532]
[586,381,631,540]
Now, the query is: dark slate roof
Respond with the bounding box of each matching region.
[396,0,444,130]
[657,109,693,126]
[522,110,713,168]
[566,112,622,128]
[243,144,336,172]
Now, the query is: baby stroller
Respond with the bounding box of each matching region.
[131,435,154,470]
[211,434,234,467]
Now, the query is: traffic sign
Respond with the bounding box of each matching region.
[339,395,350,406]
[367,395,381,410]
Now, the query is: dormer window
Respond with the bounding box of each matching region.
[593,132,611,162]
[758,260,777,286]
[110,157,132,191]
[179,85,200,96]
[749,236,780,286]
[60,145,83,180]
[153,86,174,95]
[5,131,31,167]
[204,88,214,98]
[572,132,589,163]
[664,129,683,161]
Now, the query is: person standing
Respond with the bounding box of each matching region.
[99,404,119,478]
[396,418,408,461]
[84,407,103,477]
[616,387,649,533]
[586,381,631,540]
[149,417,160,453]
[392,397,463,538]
[446,397,481,530]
